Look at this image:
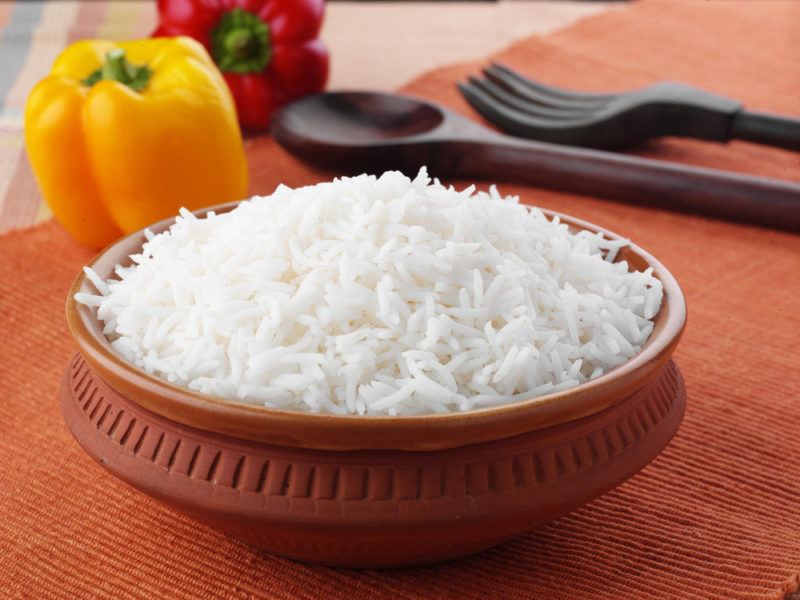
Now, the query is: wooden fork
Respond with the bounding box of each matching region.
[459,63,800,151]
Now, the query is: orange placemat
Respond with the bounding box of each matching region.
[2,1,800,598]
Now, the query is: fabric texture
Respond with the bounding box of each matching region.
[2,1,800,598]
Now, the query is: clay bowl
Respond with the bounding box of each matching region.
[62,202,686,568]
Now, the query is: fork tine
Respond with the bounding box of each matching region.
[458,81,569,136]
[468,76,594,120]
[484,67,601,110]
[485,64,612,109]
[490,63,615,101]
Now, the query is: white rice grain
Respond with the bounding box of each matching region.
[78,168,662,415]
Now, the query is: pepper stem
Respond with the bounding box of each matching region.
[211,8,271,74]
[225,30,256,59]
[83,48,152,92]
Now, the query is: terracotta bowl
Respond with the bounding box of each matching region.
[61,203,687,568]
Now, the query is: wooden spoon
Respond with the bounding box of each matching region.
[271,92,800,232]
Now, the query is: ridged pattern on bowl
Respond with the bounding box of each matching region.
[63,354,685,567]
[68,354,681,500]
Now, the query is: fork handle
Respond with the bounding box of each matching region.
[446,136,800,232]
[729,110,800,152]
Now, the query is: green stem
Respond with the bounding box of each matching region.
[211,8,271,74]
[225,30,255,58]
[83,49,151,92]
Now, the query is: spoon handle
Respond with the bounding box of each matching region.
[447,137,800,232]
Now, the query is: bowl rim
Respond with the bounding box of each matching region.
[67,201,686,451]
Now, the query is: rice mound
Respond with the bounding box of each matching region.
[77,168,663,416]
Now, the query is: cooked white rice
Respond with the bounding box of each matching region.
[76,168,662,416]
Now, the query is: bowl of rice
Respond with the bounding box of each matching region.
[62,169,686,568]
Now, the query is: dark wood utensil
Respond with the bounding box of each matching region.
[271,92,800,232]
[460,63,800,151]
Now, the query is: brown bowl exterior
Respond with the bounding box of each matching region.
[66,204,686,451]
[61,354,685,568]
[61,203,687,567]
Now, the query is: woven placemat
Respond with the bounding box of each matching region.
[2,1,799,598]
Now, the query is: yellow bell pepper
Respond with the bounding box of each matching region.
[25,37,248,248]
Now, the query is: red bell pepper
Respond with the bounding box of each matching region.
[154,0,328,129]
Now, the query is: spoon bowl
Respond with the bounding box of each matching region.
[273,92,445,145]
[271,92,456,173]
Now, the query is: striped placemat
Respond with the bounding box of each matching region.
[0,1,155,232]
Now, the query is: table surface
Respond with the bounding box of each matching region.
[322,1,615,90]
